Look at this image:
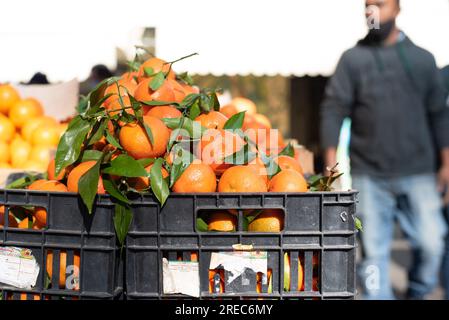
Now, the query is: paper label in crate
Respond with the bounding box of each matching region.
[0,247,40,289]
[209,251,267,284]
[162,258,200,298]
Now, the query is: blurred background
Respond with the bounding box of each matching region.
[1,0,449,299]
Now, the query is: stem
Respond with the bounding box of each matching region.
[164,53,199,78]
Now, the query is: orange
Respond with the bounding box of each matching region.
[0,140,10,163]
[274,155,303,175]
[220,104,238,118]
[207,212,236,232]
[246,127,285,155]
[9,98,44,128]
[166,79,187,103]
[246,156,268,186]
[137,57,176,83]
[253,113,272,129]
[47,158,67,180]
[248,209,284,232]
[119,116,169,159]
[18,216,41,230]
[46,250,80,289]
[28,145,52,164]
[128,163,169,191]
[198,129,246,175]
[145,105,182,119]
[67,161,105,194]
[0,114,15,142]
[9,138,31,168]
[121,71,138,82]
[31,126,60,147]
[133,78,176,112]
[34,207,47,226]
[0,206,18,228]
[103,79,137,107]
[229,97,257,115]
[181,83,200,96]
[0,84,20,114]
[21,116,58,142]
[268,170,308,192]
[194,111,229,130]
[28,179,68,192]
[218,165,267,193]
[172,160,217,193]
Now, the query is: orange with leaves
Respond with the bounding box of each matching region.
[119,116,170,159]
[274,155,303,175]
[129,163,169,191]
[67,161,105,194]
[103,79,137,107]
[194,111,228,130]
[137,57,176,83]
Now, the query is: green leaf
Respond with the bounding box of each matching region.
[169,146,194,187]
[188,101,201,120]
[141,100,179,107]
[223,111,246,130]
[89,77,120,108]
[80,150,103,162]
[265,158,282,179]
[355,217,363,232]
[143,122,155,146]
[162,117,204,139]
[54,116,91,176]
[150,158,170,206]
[103,177,130,204]
[222,143,256,165]
[76,96,89,114]
[149,71,165,90]
[180,93,200,109]
[78,159,102,214]
[176,72,194,86]
[6,173,42,190]
[278,143,295,157]
[87,119,108,146]
[196,217,208,232]
[199,94,211,112]
[144,67,154,77]
[44,272,51,290]
[127,59,140,72]
[103,154,148,178]
[114,202,133,247]
[137,158,156,168]
[210,92,220,111]
[105,130,122,149]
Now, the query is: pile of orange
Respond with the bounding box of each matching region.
[5,56,310,234]
[0,84,66,171]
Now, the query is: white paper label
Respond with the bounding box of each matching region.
[0,247,40,289]
[209,251,268,284]
[162,258,200,298]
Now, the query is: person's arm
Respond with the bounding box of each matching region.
[427,60,449,204]
[320,52,355,174]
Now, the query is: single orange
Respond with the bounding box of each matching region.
[0,114,15,142]
[172,160,217,193]
[0,84,20,114]
[194,111,229,130]
[145,105,182,119]
[229,97,257,115]
[47,158,67,180]
[274,155,303,175]
[218,165,267,193]
[9,98,44,128]
[28,179,68,192]
[207,212,237,232]
[67,161,105,194]
[268,170,308,192]
[248,209,284,232]
[136,57,176,83]
[119,116,169,159]
[134,78,176,112]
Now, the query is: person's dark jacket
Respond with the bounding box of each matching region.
[320,34,449,177]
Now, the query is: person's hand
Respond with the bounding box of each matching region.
[437,165,449,206]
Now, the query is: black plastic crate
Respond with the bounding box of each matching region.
[125,191,358,300]
[0,189,123,300]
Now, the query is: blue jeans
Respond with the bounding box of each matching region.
[353,174,447,300]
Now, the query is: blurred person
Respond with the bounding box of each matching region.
[441,65,449,300]
[79,64,113,96]
[27,72,50,84]
[320,0,449,299]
